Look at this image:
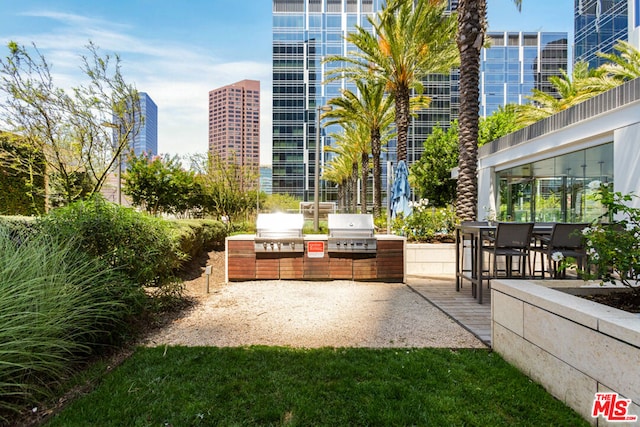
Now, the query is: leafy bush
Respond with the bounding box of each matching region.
[0,224,139,420]
[38,195,183,287]
[392,201,456,242]
[170,219,227,264]
[579,182,640,292]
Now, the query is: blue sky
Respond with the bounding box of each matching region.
[0,1,573,164]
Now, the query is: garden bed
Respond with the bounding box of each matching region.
[491,279,640,425]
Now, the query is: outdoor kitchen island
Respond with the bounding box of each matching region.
[225,214,405,283]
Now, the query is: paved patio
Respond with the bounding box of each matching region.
[406,275,492,346]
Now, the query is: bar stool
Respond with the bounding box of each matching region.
[482,222,534,279]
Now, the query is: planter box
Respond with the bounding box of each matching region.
[491,279,640,425]
[405,243,456,276]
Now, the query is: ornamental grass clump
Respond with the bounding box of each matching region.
[0,224,129,420]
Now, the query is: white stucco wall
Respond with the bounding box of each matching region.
[614,123,640,208]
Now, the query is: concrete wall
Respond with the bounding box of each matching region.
[491,279,640,425]
[405,243,456,276]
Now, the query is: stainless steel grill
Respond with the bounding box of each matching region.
[254,213,304,253]
[327,214,377,253]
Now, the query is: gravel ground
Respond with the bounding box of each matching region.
[142,252,485,349]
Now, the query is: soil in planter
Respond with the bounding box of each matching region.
[578,291,640,313]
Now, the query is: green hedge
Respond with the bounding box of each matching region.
[169,219,227,268]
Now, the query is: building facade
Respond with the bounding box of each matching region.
[574,0,628,68]
[130,92,158,157]
[481,32,568,118]
[477,78,640,226]
[208,79,261,186]
[272,0,461,200]
[273,0,384,199]
[272,1,569,204]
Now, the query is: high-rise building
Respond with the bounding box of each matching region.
[105,92,157,205]
[271,1,568,201]
[272,0,384,198]
[272,0,460,199]
[130,92,158,157]
[481,32,568,117]
[575,0,628,68]
[208,79,261,186]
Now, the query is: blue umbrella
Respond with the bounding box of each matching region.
[390,160,412,219]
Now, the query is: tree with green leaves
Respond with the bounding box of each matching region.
[122,153,200,217]
[323,153,353,213]
[325,123,367,213]
[325,0,458,164]
[0,41,140,209]
[323,79,395,217]
[411,106,522,206]
[514,62,615,127]
[189,152,258,221]
[0,131,45,214]
[597,40,640,81]
[455,0,522,221]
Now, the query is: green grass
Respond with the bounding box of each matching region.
[44,346,588,426]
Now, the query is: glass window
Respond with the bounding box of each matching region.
[495,143,613,222]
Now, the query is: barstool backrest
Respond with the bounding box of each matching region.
[494,222,534,249]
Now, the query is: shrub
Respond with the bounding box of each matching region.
[38,195,183,287]
[0,224,138,420]
[392,201,456,242]
[579,182,640,292]
[170,219,227,262]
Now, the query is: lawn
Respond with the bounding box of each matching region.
[44,346,588,426]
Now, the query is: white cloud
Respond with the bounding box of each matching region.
[4,10,273,164]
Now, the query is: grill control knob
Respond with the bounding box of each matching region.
[290,242,295,249]
[364,242,368,248]
[270,242,274,250]
[277,242,282,250]
[263,242,267,250]
[336,241,341,247]
[350,241,354,246]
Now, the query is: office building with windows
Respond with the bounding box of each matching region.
[208,79,261,186]
[272,0,461,200]
[575,0,628,68]
[129,92,158,157]
[481,32,568,118]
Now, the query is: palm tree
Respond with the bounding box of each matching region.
[323,154,352,213]
[325,0,458,164]
[323,79,395,217]
[326,122,370,213]
[514,62,616,127]
[455,0,521,221]
[597,40,640,81]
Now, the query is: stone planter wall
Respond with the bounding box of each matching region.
[491,279,640,425]
[405,243,456,276]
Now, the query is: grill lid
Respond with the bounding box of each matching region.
[328,214,375,237]
[256,213,304,238]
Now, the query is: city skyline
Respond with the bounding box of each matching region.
[0,1,574,165]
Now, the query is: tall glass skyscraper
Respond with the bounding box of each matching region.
[273,0,384,199]
[272,1,568,202]
[481,32,568,117]
[272,0,459,200]
[131,92,158,157]
[575,0,628,68]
